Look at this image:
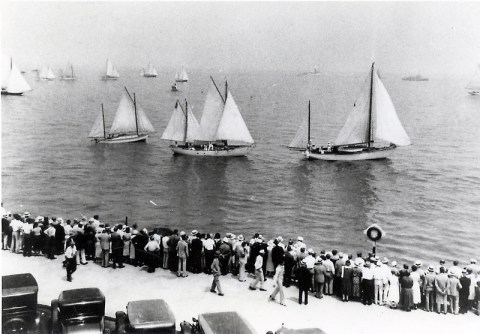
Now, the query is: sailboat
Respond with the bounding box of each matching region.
[61,62,76,80]
[161,99,199,146]
[290,63,410,161]
[175,66,189,82]
[466,64,480,95]
[39,66,55,81]
[142,62,158,77]
[103,59,119,80]
[88,87,155,144]
[165,77,254,156]
[1,58,32,95]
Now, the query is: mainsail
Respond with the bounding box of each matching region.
[63,62,75,78]
[6,63,32,94]
[146,62,157,76]
[40,66,55,80]
[161,100,199,143]
[466,64,480,91]
[109,93,154,135]
[216,90,254,144]
[194,81,225,141]
[335,64,410,147]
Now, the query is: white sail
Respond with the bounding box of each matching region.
[288,114,309,149]
[110,93,154,135]
[334,72,371,145]
[46,67,55,80]
[373,70,411,146]
[6,63,32,94]
[106,59,119,78]
[175,66,189,81]
[161,101,199,143]
[63,62,74,78]
[466,64,480,90]
[88,110,105,138]
[39,66,48,79]
[194,81,225,142]
[215,90,254,144]
[335,65,410,147]
[152,67,158,76]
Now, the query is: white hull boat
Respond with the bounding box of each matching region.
[89,87,155,144]
[103,59,119,80]
[171,145,252,157]
[161,77,255,157]
[466,64,480,96]
[1,58,32,95]
[289,63,410,162]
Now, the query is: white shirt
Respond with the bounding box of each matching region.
[162,236,170,249]
[203,238,215,251]
[304,255,316,269]
[22,222,33,234]
[65,245,77,258]
[254,254,264,270]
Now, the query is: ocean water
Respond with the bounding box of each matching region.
[2,68,480,266]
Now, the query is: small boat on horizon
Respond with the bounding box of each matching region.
[141,61,158,77]
[39,66,55,81]
[175,66,189,82]
[1,58,32,95]
[88,87,155,144]
[289,62,411,161]
[402,74,428,81]
[103,59,119,80]
[162,77,254,157]
[466,64,480,96]
[61,62,76,80]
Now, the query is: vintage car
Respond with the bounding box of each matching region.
[115,299,176,333]
[181,311,258,334]
[2,273,51,334]
[51,287,106,334]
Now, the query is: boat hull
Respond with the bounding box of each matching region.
[171,146,252,157]
[143,74,157,78]
[1,90,24,96]
[175,80,188,83]
[94,134,148,144]
[305,145,396,161]
[468,90,479,95]
[103,76,118,81]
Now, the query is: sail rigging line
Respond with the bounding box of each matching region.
[124,86,134,103]
[210,76,226,104]
[367,62,374,147]
[134,93,139,136]
[225,81,228,102]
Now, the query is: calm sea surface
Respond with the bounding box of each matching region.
[2,69,480,266]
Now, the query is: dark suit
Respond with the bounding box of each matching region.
[110,231,124,268]
[296,265,312,305]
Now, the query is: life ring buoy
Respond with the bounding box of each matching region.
[364,224,384,242]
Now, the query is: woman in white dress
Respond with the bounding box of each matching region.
[410,265,422,309]
[387,270,400,309]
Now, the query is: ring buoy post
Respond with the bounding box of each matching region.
[364,224,385,256]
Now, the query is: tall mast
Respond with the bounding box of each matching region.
[307,100,311,150]
[225,80,228,102]
[184,99,188,144]
[101,104,106,139]
[367,62,374,147]
[134,93,139,136]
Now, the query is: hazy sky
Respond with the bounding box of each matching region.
[1,1,480,75]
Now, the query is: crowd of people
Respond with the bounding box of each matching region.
[2,209,480,316]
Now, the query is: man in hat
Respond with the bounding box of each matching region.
[283,246,295,288]
[446,271,462,314]
[2,212,10,250]
[44,222,57,259]
[362,261,374,305]
[249,249,266,291]
[295,260,312,305]
[313,257,326,299]
[272,239,285,270]
[9,214,23,253]
[459,269,471,314]
[423,265,437,312]
[210,251,224,296]
[435,267,449,314]
[111,226,124,269]
[203,233,215,274]
[168,230,180,271]
[190,230,203,274]
[323,253,335,295]
[218,237,232,275]
[466,258,480,275]
[449,260,462,279]
[176,233,189,277]
[21,216,34,257]
[294,236,306,253]
[99,228,111,268]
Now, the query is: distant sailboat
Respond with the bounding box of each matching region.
[142,62,158,77]
[39,66,55,81]
[171,83,178,92]
[175,66,189,82]
[61,62,76,80]
[88,87,155,144]
[103,59,119,80]
[402,74,428,81]
[291,63,410,161]
[466,64,480,95]
[1,58,32,95]
[165,77,254,157]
